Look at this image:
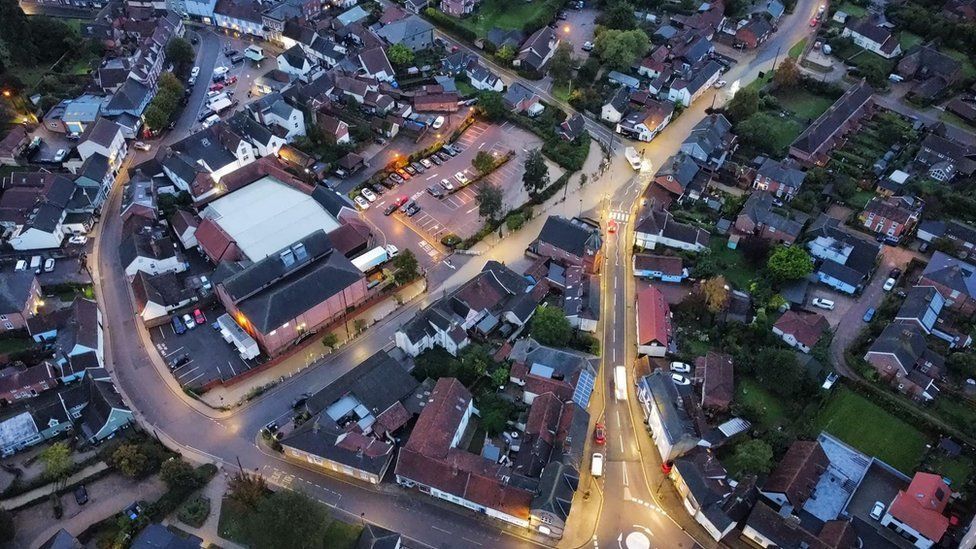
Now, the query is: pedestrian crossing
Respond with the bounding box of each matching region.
[610,210,630,222]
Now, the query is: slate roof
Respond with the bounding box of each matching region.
[791,81,873,155]
[633,254,684,276]
[536,216,599,257]
[605,86,630,113]
[921,251,976,299]
[130,524,202,549]
[518,26,556,71]
[738,192,805,238]
[77,154,111,186]
[218,230,363,333]
[846,16,899,54]
[132,271,190,309]
[356,524,401,549]
[106,78,151,112]
[376,14,433,44]
[763,440,828,507]
[635,209,710,248]
[774,310,829,348]
[682,114,733,159]
[279,45,308,70]
[698,352,733,411]
[639,370,697,443]
[868,323,945,375]
[359,47,394,77]
[756,157,806,190]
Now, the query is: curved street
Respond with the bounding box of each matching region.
[91,2,821,546]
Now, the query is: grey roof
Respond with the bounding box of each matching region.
[868,323,943,372]
[896,285,941,321]
[681,36,713,64]
[305,351,418,416]
[504,82,536,107]
[807,214,880,279]
[509,338,599,380]
[530,460,577,522]
[791,81,873,155]
[922,219,976,245]
[119,227,177,266]
[536,216,600,257]
[766,0,785,17]
[38,529,82,549]
[683,114,732,157]
[657,154,701,190]
[738,192,805,238]
[133,271,190,308]
[359,47,393,76]
[106,78,151,112]
[226,111,274,146]
[79,376,130,441]
[130,524,202,549]
[163,125,240,178]
[757,157,806,190]
[679,60,723,96]
[82,118,121,148]
[219,231,364,333]
[486,27,524,48]
[337,5,369,25]
[376,14,433,44]
[280,44,308,69]
[356,524,401,549]
[639,370,698,445]
[917,133,976,176]
[76,153,111,186]
[922,251,976,299]
[0,272,35,315]
[605,86,630,112]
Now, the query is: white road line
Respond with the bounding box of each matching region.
[465,206,478,214]
[214,362,223,378]
[184,372,206,385]
[164,347,185,357]
[612,347,616,361]
[426,174,437,180]
[177,366,198,379]
[618,433,625,452]
[227,360,237,376]
[621,463,629,486]
[461,538,483,546]
[478,142,486,150]
[616,409,621,426]
[443,260,456,270]
[431,526,452,534]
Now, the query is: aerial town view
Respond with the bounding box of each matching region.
[3,0,976,545]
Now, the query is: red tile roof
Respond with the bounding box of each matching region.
[763,441,829,508]
[525,392,562,445]
[888,472,951,543]
[698,352,733,411]
[774,310,829,348]
[403,378,470,458]
[195,218,241,263]
[636,286,672,347]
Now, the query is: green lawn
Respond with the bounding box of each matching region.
[775,89,835,120]
[550,84,571,103]
[847,49,896,76]
[836,2,867,16]
[842,189,876,208]
[899,32,923,51]
[942,49,976,80]
[788,38,807,59]
[454,78,477,98]
[929,454,973,487]
[736,378,787,428]
[322,521,364,549]
[455,0,553,37]
[217,496,363,548]
[0,337,34,355]
[813,387,928,474]
[707,238,757,290]
[764,116,806,156]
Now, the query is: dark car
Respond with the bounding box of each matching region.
[370,183,386,195]
[888,267,902,280]
[381,177,398,189]
[383,203,397,216]
[442,146,458,157]
[401,200,415,214]
[430,155,443,165]
[171,315,187,335]
[427,185,445,198]
[168,353,190,369]
[230,53,245,64]
[197,109,215,122]
[410,162,425,174]
[75,485,89,505]
[406,203,421,217]
[437,151,451,162]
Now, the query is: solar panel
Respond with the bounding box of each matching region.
[573,369,595,407]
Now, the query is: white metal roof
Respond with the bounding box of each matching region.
[202,176,340,261]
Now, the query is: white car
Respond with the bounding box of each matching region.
[590,452,604,477]
[191,67,200,78]
[669,361,691,373]
[183,314,196,330]
[200,275,212,291]
[454,171,469,185]
[420,158,433,169]
[14,259,27,271]
[432,115,445,129]
[671,373,692,386]
[882,277,896,291]
[213,66,229,76]
[582,41,594,51]
[713,80,727,89]
[440,178,454,191]
[361,188,377,202]
[812,298,835,310]
[53,149,67,162]
[870,501,885,520]
[385,244,399,257]
[354,195,370,210]
[133,141,151,151]
[43,258,56,272]
[68,235,88,245]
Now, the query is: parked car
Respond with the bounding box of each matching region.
[171,315,187,335]
[430,154,443,165]
[454,171,469,185]
[420,158,433,169]
[883,277,896,291]
[191,67,200,78]
[862,308,875,322]
[14,260,26,271]
[406,203,421,217]
[404,165,417,176]
[427,185,445,198]
[397,168,412,179]
[713,80,727,88]
[669,361,691,373]
[812,298,835,310]
[443,146,458,157]
[671,373,691,385]
[591,453,604,477]
[437,152,451,162]
[292,393,311,409]
[133,141,151,151]
[213,66,229,76]
[870,501,885,520]
[385,244,399,257]
[193,309,206,324]
[383,203,397,216]
[821,372,839,390]
[354,196,370,210]
[370,183,386,195]
[182,314,196,330]
[168,353,190,369]
[43,258,55,272]
[410,162,425,174]
[209,82,224,92]
[361,188,377,202]
[394,195,410,208]
[74,485,89,505]
[432,116,445,129]
[582,41,594,51]
[888,267,902,280]
[440,178,454,191]
[200,276,212,291]
[53,149,68,162]
[69,235,88,245]
[594,423,606,445]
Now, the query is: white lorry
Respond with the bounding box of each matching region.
[625,147,643,171]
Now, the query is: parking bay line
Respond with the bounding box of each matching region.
[183,372,206,386]
[177,366,199,379]
[227,360,237,376]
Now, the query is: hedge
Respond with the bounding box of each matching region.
[423,8,476,42]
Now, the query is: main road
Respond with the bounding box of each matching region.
[92,1,821,546]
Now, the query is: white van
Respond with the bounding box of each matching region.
[591,453,604,477]
[29,256,41,273]
[201,114,220,129]
[14,259,27,272]
[812,298,835,310]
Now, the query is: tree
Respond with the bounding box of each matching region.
[478,91,507,121]
[766,245,813,282]
[459,344,491,379]
[740,235,771,266]
[490,365,510,388]
[160,458,203,490]
[948,352,976,379]
[522,149,549,197]
[725,87,760,122]
[754,347,805,397]
[476,393,513,436]
[531,306,572,347]
[506,212,526,230]
[738,113,788,155]
[495,44,516,63]
[111,444,150,478]
[353,318,367,334]
[228,471,267,509]
[472,150,495,174]
[166,37,195,71]
[243,490,329,549]
[597,0,638,30]
[387,43,414,67]
[143,105,169,132]
[773,57,800,89]
[594,29,650,70]
[321,332,339,350]
[701,276,730,313]
[549,42,575,86]
[39,442,72,482]
[476,184,503,220]
[732,438,774,474]
[392,248,419,284]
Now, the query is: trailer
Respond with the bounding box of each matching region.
[216,314,260,360]
[352,246,390,273]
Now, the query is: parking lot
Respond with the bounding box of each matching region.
[361,120,543,267]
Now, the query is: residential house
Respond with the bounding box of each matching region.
[73,154,114,209]
[735,15,774,48]
[637,286,673,356]
[214,0,267,38]
[638,46,669,78]
[743,500,856,548]
[359,48,395,83]
[895,285,944,334]
[508,338,599,407]
[562,270,600,333]
[504,83,543,116]
[77,118,127,174]
[653,154,710,201]
[841,16,901,58]
[130,271,195,324]
[468,63,504,92]
[103,78,153,124]
[680,114,735,170]
[897,45,962,101]
[772,310,829,353]
[880,472,951,548]
[616,101,674,142]
[43,95,103,135]
[159,123,258,202]
[607,71,640,89]
[281,351,420,484]
[376,15,434,52]
[0,364,57,405]
[601,86,630,124]
[789,81,874,166]
[0,127,29,166]
[858,195,922,241]
[527,216,603,273]
[248,92,306,141]
[26,298,104,378]
[865,323,944,400]
[131,524,203,549]
[413,92,460,113]
[120,170,158,222]
[698,352,733,412]
[635,209,710,252]
[356,525,403,549]
[405,0,428,13]
[915,132,976,182]
[753,157,806,200]
[171,210,199,250]
[667,61,723,107]
[806,215,881,295]
[633,254,688,282]
[318,115,351,145]
[760,440,829,513]
[636,370,700,461]
[919,251,976,314]
[916,219,976,256]
[214,230,368,357]
[732,192,806,246]
[440,0,475,16]
[1,173,76,251]
[557,113,586,141]
[670,448,757,541]
[277,45,315,82]
[119,225,186,278]
[516,26,558,73]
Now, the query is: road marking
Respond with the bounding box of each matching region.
[431,526,452,534]
[164,346,185,357]
[615,409,621,426]
[478,142,486,150]
[618,433,624,452]
[465,206,478,214]
[177,366,198,379]
[214,362,223,378]
[612,347,616,362]
[461,538,482,546]
[442,260,457,270]
[183,372,205,385]
[426,174,437,180]
[621,463,629,487]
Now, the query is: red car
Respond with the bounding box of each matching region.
[193,309,206,325]
[810,17,818,26]
[594,423,606,445]
[607,220,618,234]
[394,195,409,208]
[209,82,224,92]
[226,75,238,85]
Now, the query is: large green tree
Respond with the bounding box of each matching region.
[166,37,195,72]
[478,91,507,121]
[160,458,203,490]
[548,42,575,86]
[531,306,572,347]
[754,347,806,397]
[39,442,72,482]
[243,490,329,549]
[732,438,774,474]
[392,248,419,284]
[766,245,813,282]
[594,29,649,70]
[725,87,760,122]
[597,0,638,30]
[476,183,503,220]
[522,149,549,197]
[387,43,414,67]
[472,150,495,174]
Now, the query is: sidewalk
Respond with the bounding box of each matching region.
[196,278,427,408]
[1,462,108,511]
[163,468,245,549]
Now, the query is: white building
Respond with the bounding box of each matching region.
[77,118,127,174]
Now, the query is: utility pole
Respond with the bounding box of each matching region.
[772,45,783,73]
[236,456,245,476]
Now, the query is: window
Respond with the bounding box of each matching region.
[3,322,13,330]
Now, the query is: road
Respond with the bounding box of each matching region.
[93,2,823,546]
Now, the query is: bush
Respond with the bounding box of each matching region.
[423,8,476,42]
[178,497,211,528]
[441,233,462,247]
